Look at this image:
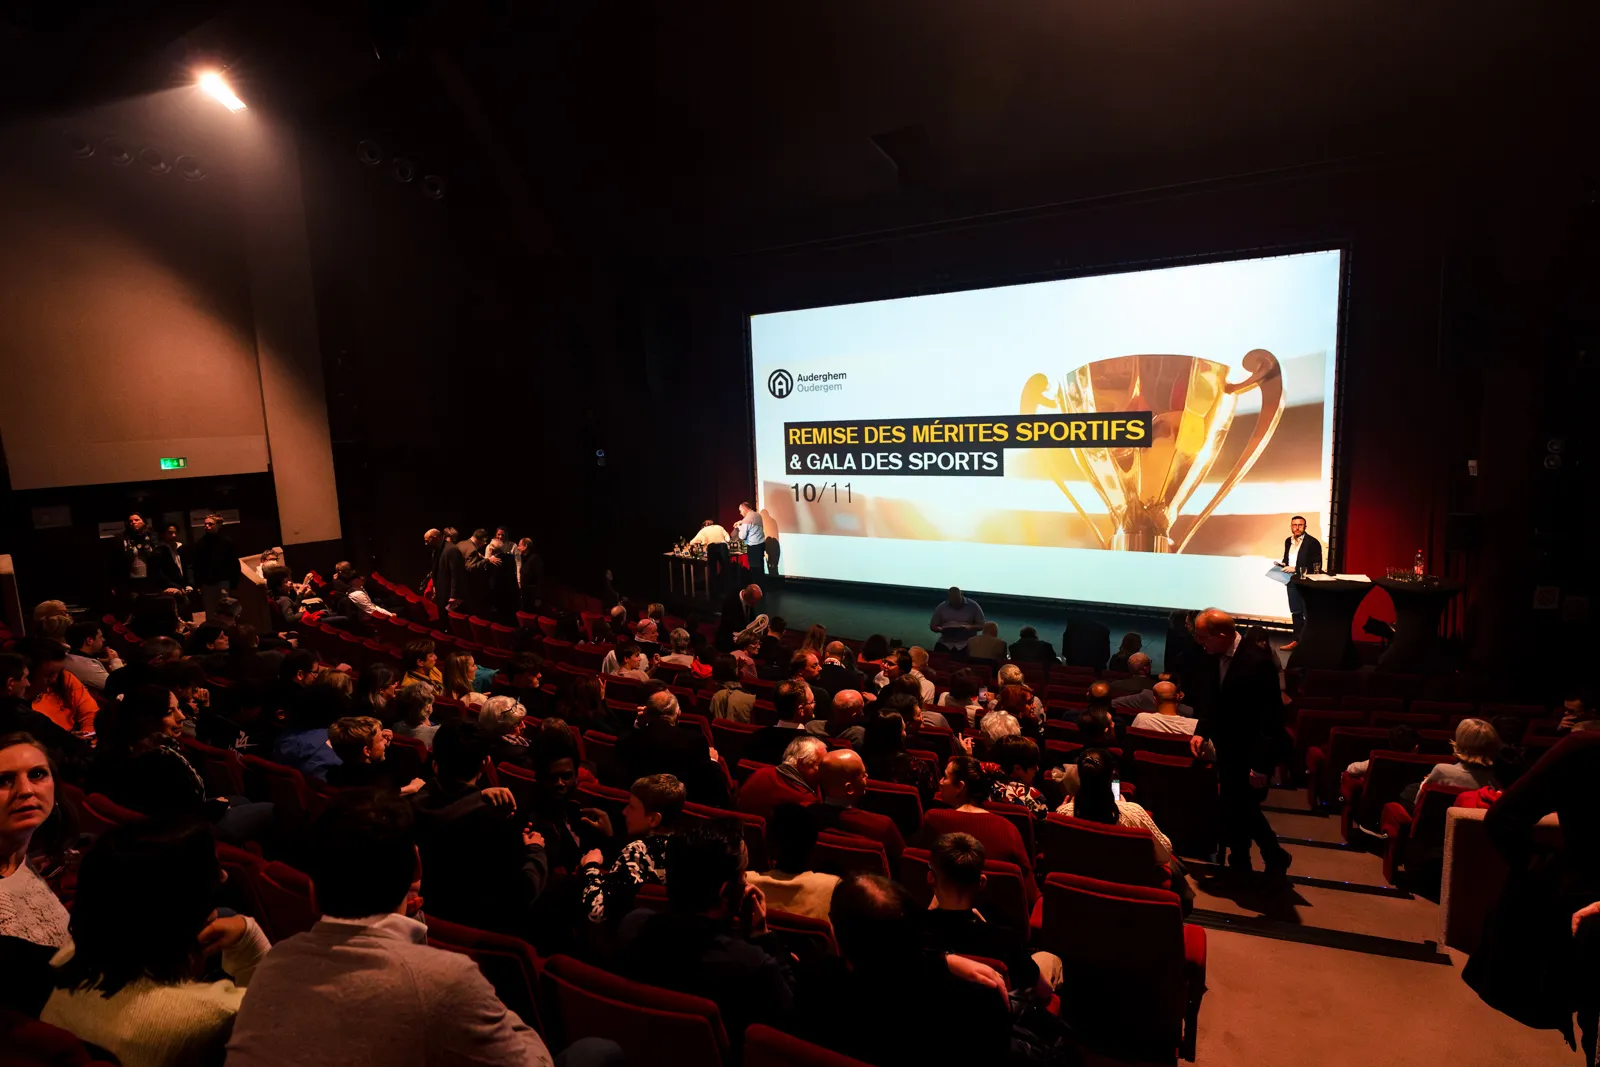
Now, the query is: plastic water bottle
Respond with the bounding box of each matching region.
[1413,549,1425,578]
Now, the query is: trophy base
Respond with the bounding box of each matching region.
[1112,530,1174,553]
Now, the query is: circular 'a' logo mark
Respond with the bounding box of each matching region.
[767,369,794,398]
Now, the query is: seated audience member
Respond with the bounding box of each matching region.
[24,640,98,738]
[989,689,1041,742]
[332,564,394,619]
[351,662,401,723]
[399,638,442,693]
[917,832,1061,1000]
[924,754,1039,902]
[32,599,70,634]
[965,621,1007,662]
[857,633,892,674]
[493,651,547,713]
[62,623,123,692]
[390,685,440,749]
[578,773,684,923]
[1129,680,1215,756]
[859,708,939,805]
[1558,690,1598,734]
[0,657,91,775]
[105,636,185,701]
[1049,705,1117,795]
[653,628,696,671]
[816,642,865,697]
[1111,678,1195,717]
[326,716,425,794]
[747,802,839,921]
[746,679,829,766]
[438,650,485,705]
[1346,723,1420,778]
[184,624,229,660]
[0,733,73,1014]
[414,722,551,938]
[990,735,1049,819]
[799,624,828,658]
[555,674,624,736]
[1399,718,1503,805]
[607,643,651,683]
[265,573,305,629]
[1064,748,1193,911]
[1108,631,1143,673]
[786,651,832,713]
[996,664,1045,715]
[738,736,824,819]
[619,819,795,1041]
[826,689,868,744]
[92,686,274,842]
[520,720,614,874]
[937,668,986,728]
[44,821,271,1066]
[1109,651,1156,695]
[813,748,905,870]
[268,678,347,782]
[1007,625,1058,666]
[618,691,730,806]
[707,654,758,723]
[255,650,318,744]
[976,710,1022,758]
[792,873,1012,1066]
[225,795,556,1067]
[478,695,536,769]
[905,647,937,704]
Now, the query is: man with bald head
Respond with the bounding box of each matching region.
[812,749,904,871]
[1109,651,1156,697]
[829,690,868,745]
[1178,607,1291,882]
[1128,681,1214,758]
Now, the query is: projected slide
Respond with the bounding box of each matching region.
[749,250,1342,620]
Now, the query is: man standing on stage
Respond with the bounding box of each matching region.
[1279,515,1323,650]
[734,502,767,580]
[1182,608,1293,885]
[929,587,985,655]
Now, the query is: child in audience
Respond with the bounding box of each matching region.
[989,735,1049,819]
[578,773,684,923]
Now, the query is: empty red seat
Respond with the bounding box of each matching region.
[583,731,623,785]
[1343,696,1404,714]
[1038,813,1168,888]
[515,610,541,630]
[1130,751,1218,860]
[1378,783,1469,887]
[541,954,728,1067]
[446,611,475,641]
[860,779,924,838]
[682,803,768,871]
[711,720,763,767]
[255,860,320,941]
[1290,709,1366,775]
[811,830,889,879]
[1038,871,1206,1061]
[570,642,615,670]
[1306,726,1390,811]
[1370,709,1447,730]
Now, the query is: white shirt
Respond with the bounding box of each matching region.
[688,524,730,548]
[1287,535,1303,570]
[347,588,393,618]
[1130,711,1215,757]
[1217,630,1243,682]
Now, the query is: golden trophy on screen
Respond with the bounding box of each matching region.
[1020,350,1284,553]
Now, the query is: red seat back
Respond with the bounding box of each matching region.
[1039,813,1165,887]
[1355,751,1447,828]
[682,803,768,871]
[80,792,147,835]
[255,860,319,941]
[583,731,623,786]
[446,611,475,640]
[860,779,924,838]
[1129,751,1218,859]
[766,908,839,958]
[1370,710,1446,730]
[541,954,728,1066]
[0,1009,123,1067]
[1121,726,1198,762]
[1291,709,1366,770]
[980,801,1037,862]
[745,1024,871,1067]
[1343,696,1403,714]
[425,915,545,1033]
[710,720,763,767]
[811,830,889,879]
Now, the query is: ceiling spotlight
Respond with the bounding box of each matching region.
[357,139,384,165]
[198,72,246,112]
[140,147,170,174]
[421,174,446,200]
[65,133,94,158]
[391,157,416,183]
[103,138,133,165]
[175,155,206,182]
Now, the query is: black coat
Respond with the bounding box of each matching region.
[617,721,730,806]
[1061,618,1111,671]
[715,589,761,652]
[816,663,864,697]
[434,540,468,606]
[1282,534,1324,575]
[1177,640,1288,774]
[1007,636,1058,665]
[192,531,240,586]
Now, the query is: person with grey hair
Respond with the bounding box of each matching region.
[654,628,696,670]
[478,694,533,769]
[1399,718,1502,806]
[1109,651,1156,696]
[980,710,1022,750]
[618,688,729,806]
[738,735,825,819]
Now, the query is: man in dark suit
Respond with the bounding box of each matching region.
[815,642,863,701]
[1007,626,1058,666]
[433,527,466,610]
[617,691,730,806]
[1280,515,1324,649]
[745,679,826,766]
[714,583,763,652]
[1061,617,1111,671]
[1179,608,1293,883]
[1108,652,1156,697]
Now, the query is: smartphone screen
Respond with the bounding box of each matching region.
[1111,779,1121,802]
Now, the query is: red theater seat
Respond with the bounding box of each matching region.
[745,1024,871,1067]
[540,954,728,1067]
[1039,812,1169,889]
[425,915,545,1034]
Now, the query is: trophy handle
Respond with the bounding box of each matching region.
[1174,349,1285,555]
[1020,373,1112,550]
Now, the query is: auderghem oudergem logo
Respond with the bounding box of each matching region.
[768,369,794,398]
[769,369,847,398]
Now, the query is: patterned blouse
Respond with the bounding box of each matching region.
[579,833,670,923]
[992,779,1050,820]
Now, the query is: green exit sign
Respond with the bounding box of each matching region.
[159,457,187,470]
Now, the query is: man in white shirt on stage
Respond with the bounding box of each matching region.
[1280,515,1324,650]
[688,519,732,590]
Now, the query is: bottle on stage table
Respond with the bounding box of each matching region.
[1413,549,1425,577]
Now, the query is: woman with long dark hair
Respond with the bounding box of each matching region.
[353,662,402,724]
[44,820,271,1065]
[0,731,73,1013]
[858,711,937,806]
[1059,748,1192,911]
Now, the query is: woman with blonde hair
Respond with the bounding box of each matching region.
[1402,718,1502,805]
[799,624,827,658]
[439,650,480,703]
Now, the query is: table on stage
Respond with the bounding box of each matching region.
[1270,571,1375,671]
[663,549,749,601]
[1374,576,1463,673]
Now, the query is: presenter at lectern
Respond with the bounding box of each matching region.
[1279,516,1323,648]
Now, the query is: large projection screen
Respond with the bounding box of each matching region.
[749,250,1343,620]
